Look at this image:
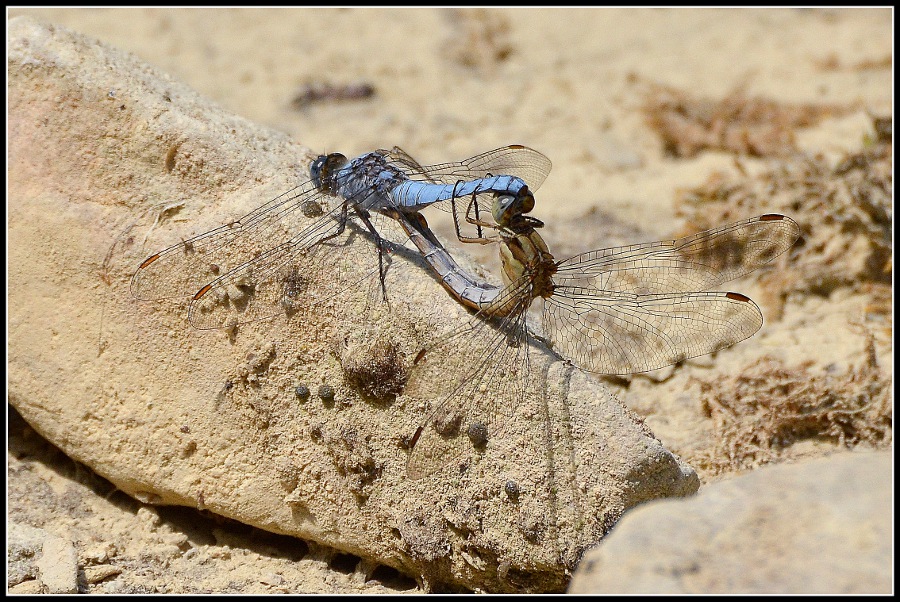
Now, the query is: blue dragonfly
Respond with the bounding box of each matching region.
[130,146,551,329]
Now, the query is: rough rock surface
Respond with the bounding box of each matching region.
[7,16,699,593]
[569,451,892,594]
[8,522,79,594]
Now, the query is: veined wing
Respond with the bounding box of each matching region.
[542,215,799,374]
[405,276,539,480]
[542,289,764,375]
[185,194,417,330]
[553,214,800,295]
[185,199,351,330]
[382,145,552,241]
[131,177,330,301]
[382,145,552,191]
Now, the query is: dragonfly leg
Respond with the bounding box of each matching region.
[470,189,485,240]
[354,206,391,301]
[464,193,501,244]
[449,182,476,242]
[450,187,498,245]
[318,198,350,244]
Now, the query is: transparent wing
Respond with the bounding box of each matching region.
[380,145,553,241]
[131,179,328,301]
[554,214,800,294]
[542,289,763,374]
[543,214,800,374]
[186,205,413,330]
[132,174,413,329]
[382,145,552,191]
[185,201,345,329]
[405,278,537,480]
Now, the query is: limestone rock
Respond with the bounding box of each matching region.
[569,451,892,594]
[8,16,698,592]
[8,522,79,594]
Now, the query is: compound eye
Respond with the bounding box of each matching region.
[325,153,349,171]
[519,189,535,214]
[309,155,329,187]
[492,194,516,224]
[310,153,348,189]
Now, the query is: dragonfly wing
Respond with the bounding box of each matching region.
[379,147,436,182]
[542,289,763,375]
[130,179,328,301]
[554,214,800,294]
[185,196,417,330]
[543,214,799,374]
[405,279,536,480]
[186,202,352,329]
[382,145,552,191]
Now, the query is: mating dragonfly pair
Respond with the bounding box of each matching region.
[131,146,800,479]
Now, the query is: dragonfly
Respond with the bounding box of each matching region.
[130,146,552,329]
[386,194,801,479]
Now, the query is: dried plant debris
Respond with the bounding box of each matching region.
[290,81,375,109]
[814,53,892,72]
[690,341,892,477]
[443,8,514,70]
[643,84,854,158]
[857,113,892,149]
[675,116,892,305]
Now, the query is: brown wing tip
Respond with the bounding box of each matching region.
[408,426,424,451]
[726,292,751,302]
[193,283,213,301]
[759,213,787,221]
[138,253,161,269]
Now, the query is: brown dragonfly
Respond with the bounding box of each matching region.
[386,195,800,479]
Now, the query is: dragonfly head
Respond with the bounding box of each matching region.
[310,153,349,192]
[492,187,535,227]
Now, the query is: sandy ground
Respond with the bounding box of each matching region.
[7,7,893,594]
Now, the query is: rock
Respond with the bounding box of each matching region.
[260,573,285,586]
[7,522,45,589]
[8,522,79,594]
[8,16,698,592]
[569,451,892,594]
[36,536,80,594]
[84,565,123,585]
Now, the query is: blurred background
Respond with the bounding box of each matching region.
[8,7,891,250]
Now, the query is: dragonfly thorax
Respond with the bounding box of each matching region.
[498,226,557,299]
